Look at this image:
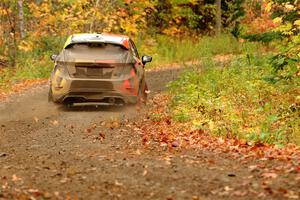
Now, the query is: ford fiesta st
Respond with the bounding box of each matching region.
[48,33,152,106]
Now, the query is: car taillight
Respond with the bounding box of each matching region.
[55,64,68,77]
[54,64,68,89]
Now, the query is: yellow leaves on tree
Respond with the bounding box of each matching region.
[243,1,278,34]
[18,40,34,52]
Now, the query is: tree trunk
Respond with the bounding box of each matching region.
[3,4,17,67]
[215,0,222,35]
[17,0,25,39]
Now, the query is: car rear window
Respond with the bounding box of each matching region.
[67,43,126,52]
[63,43,132,62]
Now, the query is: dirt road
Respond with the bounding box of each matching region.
[0,67,299,200]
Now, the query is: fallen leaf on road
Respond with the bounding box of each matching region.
[224,186,234,191]
[99,132,105,140]
[112,121,120,129]
[12,174,22,181]
[51,120,59,126]
[143,170,148,176]
[28,189,42,197]
[67,124,74,129]
[261,172,278,179]
[43,192,52,199]
[114,180,123,186]
[218,138,225,144]
[135,149,141,155]
[84,128,92,134]
[232,190,247,197]
[163,156,171,161]
[28,189,39,193]
[278,188,288,194]
[284,191,299,199]
[0,152,7,157]
[100,121,105,126]
[34,117,39,122]
[60,178,69,183]
[171,139,180,147]
[248,165,259,172]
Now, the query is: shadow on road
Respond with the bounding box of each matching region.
[57,103,130,113]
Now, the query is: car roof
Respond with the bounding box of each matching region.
[63,33,130,49]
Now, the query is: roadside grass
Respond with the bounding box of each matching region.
[168,51,300,146]
[0,36,66,91]
[0,56,52,92]
[138,34,258,67]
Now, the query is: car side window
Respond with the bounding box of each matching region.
[129,40,140,59]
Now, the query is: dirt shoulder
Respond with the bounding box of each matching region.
[0,66,299,200]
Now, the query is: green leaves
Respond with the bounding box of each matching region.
[251,1,299,77]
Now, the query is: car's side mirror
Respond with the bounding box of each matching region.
[142,55,152,65]
[50,54,58,61]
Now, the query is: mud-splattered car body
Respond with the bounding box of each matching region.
[48,33,152,105]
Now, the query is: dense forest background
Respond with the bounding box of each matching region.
[0,0,298,69]
[0,0,299,145]
[0,0,245,65]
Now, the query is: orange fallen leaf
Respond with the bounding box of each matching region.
[261,172,278,179]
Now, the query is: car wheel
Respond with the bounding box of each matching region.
[48,87,53,102]
[137,82,147,105]
[63,102,74,108]
[65,103,73,108]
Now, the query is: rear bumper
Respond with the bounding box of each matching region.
[54,92,137,104]
[51,78,138,104]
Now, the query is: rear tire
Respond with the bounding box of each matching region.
[63,102,73,108]
[136,82,147,105]
[48,87,53,102]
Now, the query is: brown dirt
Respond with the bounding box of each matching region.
[0,67,299,200]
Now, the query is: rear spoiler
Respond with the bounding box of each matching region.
[64,35,130,50]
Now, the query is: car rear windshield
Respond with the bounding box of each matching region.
[63,43,131,62]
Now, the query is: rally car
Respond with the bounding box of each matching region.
[48,33,152,106]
